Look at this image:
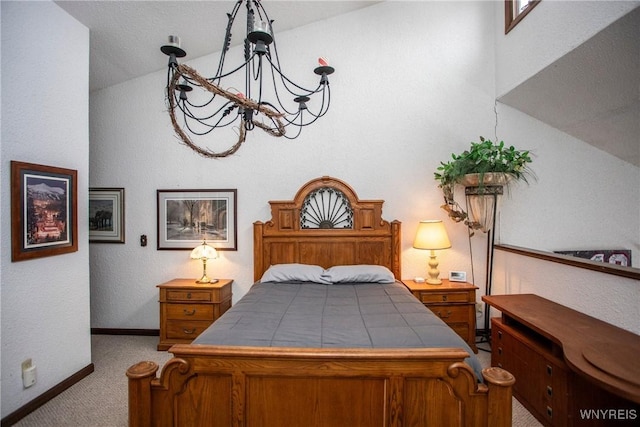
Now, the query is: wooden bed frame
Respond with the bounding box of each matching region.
[127,176,515,426]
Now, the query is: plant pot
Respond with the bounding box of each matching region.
[457,172,512,187]
[459,173,511,233]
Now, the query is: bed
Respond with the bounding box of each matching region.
[127,176,514,426]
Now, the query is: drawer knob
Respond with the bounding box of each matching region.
[547,365,553,376]
[498,330,502,339]
[498,347,502,355]
[437,310,452,319]
[442,295,448,302]
[547,406,553,418]
[183,309,196,316]
[187,292,192,299]
[183,328,196,335]
[547,386,553,397]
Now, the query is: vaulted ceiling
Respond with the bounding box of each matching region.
[55,1,639,166]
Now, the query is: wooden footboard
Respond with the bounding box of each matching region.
[127,345,514,427]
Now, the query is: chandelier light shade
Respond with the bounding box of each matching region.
[413,220,452,285]
[161,0,335,158]
[190,240,219,284]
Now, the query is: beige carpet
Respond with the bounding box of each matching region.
[14,335,541,426]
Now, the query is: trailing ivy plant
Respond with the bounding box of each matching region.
[434,136,534,230]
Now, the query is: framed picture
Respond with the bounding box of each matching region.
[11,161,78,261]
[555,249,632,267]
[157,189,237,250]
[89,188,125,243]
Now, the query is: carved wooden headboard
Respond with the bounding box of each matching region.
[253,176,401,281]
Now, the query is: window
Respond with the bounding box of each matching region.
[505,0,541,34]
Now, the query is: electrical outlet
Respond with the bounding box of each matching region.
[22,358,37,388]
[475,303,483,313]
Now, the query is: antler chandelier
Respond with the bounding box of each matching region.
[161,0,335,158]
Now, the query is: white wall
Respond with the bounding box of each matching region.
[89,0,639,334]
[495,0,639,96]
[492,250,640,334]
[495,102,639,259]
[89,1,499,328]
[493,0,640,265]
[0,1,91,418]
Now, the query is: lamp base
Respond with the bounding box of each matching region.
[426,250,442,285]
[195,276,218,284]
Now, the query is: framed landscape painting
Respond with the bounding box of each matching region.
[11,161,78,261]
[157,189,237,250]
[89,188,125,243]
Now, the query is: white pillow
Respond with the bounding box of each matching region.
[322,265,395,284]
[260,263,331,284]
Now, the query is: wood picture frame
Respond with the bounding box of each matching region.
[89,188,125,243]
[11,161,78,261]
[157,189,237,250]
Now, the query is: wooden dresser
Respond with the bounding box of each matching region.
[157,278,233,351]
[484,294,640,426]
[403,279,478,353]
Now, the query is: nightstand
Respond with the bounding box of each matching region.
[403,279,478,353]
[157,278,233,351]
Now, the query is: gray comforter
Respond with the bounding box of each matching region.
[193,280,482,379]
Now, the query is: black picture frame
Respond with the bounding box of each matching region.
[157,189,237,250]
[89,188,125,243]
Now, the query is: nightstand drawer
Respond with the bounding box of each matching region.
[157,279,233,350]
[166,303,214,320]
[418,292,471,304]
[428,304,470,323]
[450,323,470,341]
[166,320,212,339]
[166,290,212,302]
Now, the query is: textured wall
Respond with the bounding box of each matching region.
[88,1,638,334]
[493,250,639,334]
[1,1,91,417]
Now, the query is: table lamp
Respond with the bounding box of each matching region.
[190,240,218,283]
[413,220,451,285]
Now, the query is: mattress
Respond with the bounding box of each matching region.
[193,280,483,378]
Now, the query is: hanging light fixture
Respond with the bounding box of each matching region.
[160,0,335,158]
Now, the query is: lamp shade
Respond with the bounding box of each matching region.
[190,241,218,260]
[413,220,451,250]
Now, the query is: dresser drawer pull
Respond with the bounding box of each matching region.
[182,328,196,335]
[187,292,192,299]
[547,386,553,397]
[183,309,196,316]
[442,295,448,302]
[498,331,502,339]
[547,406,553,418]
[437,310,452,319]
[547,365,553,376]
[498,347,502,355]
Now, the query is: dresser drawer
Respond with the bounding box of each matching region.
[428,304,471,323]
[418,292,471,304]
[166,303,214,320]
[166,290,212,302]
[165,320,212,340]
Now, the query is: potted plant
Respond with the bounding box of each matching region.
[434,136,534,230]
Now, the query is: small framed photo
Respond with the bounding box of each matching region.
[157,189,237,250]
[89,188,125,243]
[449,271,467,282]
[11,161,78,261]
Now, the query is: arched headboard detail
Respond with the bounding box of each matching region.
[254,176,401,281]
[300,186,353,229]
